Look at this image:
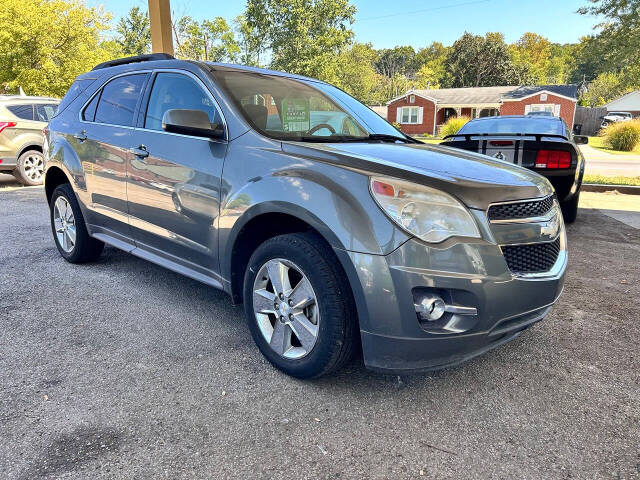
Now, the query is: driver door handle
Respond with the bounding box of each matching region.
[73,130,87,142]
[129,145,149,158]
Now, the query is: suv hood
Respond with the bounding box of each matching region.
[282,141,553,210]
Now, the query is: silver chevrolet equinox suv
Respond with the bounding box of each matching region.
[44,54,567,378]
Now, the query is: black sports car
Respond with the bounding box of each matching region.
[441,115,586,222]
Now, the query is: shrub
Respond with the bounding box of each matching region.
[603,120,640,151]
[439,116,470,138]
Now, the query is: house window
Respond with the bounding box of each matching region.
[398,106,421,124]
[526,104,560,116]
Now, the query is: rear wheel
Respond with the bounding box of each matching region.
[50,183,104,263]
[243,232,358,378]
[561,192,579,224]
[14,150,45,185]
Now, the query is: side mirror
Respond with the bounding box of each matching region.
[574,135,588,145]
[162,109,225,140]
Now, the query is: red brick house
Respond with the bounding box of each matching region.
[386,85,579,135]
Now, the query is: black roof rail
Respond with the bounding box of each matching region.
[92,53,175,71]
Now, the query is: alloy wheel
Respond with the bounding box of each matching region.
[53,196,76,253]
[252,258,320,359]
[23,153,44,182]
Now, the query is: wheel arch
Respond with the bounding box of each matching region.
[17,143,43,159]
[44,166,71,204]
[226,206,369,342]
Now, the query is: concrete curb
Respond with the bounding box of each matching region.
[582,184,640,195]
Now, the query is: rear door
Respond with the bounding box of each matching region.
[126,70,227,277]
[77,72,149,241]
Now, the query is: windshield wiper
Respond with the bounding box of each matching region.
[365,133,418,143]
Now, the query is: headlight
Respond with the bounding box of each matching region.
[370,176,481,243]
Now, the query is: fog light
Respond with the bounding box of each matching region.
[415,294,446,321]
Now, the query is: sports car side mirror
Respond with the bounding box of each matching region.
[574,135,588,145]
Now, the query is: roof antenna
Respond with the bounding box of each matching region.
[19,86,26,97]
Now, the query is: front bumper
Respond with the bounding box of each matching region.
[339,218,566,374]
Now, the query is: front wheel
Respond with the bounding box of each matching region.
[243,232,358,378]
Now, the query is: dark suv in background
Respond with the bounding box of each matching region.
[44,54,567,378]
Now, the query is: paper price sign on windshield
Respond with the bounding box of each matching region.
[282,98,310,132]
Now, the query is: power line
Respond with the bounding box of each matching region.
[358,0,493,22]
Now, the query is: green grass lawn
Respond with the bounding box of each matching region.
[587,136,640,155]
[583,174,640,186]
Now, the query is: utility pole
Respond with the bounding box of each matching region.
[148,0,174,56]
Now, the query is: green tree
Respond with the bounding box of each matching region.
[234,15,264,66]
[116,7,150,56]
[173,16,239,62]
[0,0,116,97]
[328,43,385,104]
[445,32,520,87]
[414,42,451,88]
[245,0,356,79]
[375,46,417,78]
[509,32,552,84]
[578,0,640,70]
[580,65,640,106]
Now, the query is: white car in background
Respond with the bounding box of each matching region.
[601,111,633,128]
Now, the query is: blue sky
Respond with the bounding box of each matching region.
[91,0,602,47]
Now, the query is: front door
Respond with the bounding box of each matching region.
[76,73,148,241]
[127,71,227,278]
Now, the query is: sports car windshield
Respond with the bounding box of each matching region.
[458,117,566,136]
[212,69,403,142]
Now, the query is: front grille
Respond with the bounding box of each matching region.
[501,238,561,274]
[488,196,554,221]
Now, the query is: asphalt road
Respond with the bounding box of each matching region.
[1,188,639,479]
[580,145,640,177]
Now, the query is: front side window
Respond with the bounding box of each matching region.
[94,74,147,127]
[7,104,34,121]
[144,72,223,133]
[212,70,377,141]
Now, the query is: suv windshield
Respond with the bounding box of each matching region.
[212,69,403,142]
[459,117,566,136]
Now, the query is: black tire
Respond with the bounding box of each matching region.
[243,232,358,379]
[14,149,45,186]
[49,183,104,263]
[561,192,579,224]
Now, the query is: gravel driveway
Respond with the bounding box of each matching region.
[1,188,638,479]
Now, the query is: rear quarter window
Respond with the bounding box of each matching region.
[7,104,34,120]
[94,74,147,127]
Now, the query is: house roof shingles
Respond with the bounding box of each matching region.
[396,85,578,106]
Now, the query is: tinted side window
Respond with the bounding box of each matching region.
[82,93,100,122]
[94,74,147,127]
[145,73,223,132]
[35,104,57,122]
[7,104,34,120]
